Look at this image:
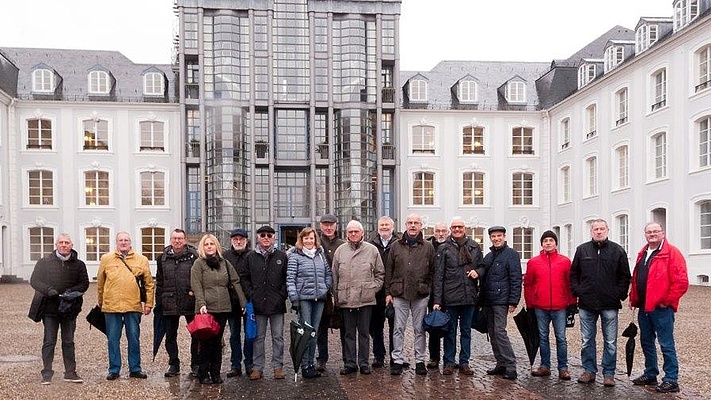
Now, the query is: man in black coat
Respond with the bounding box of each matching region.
[224,228,254,377]
[426,221,449,369]
[29,233,89,385]
[155,228,199,377]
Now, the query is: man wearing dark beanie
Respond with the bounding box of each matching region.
[524,230,575,380]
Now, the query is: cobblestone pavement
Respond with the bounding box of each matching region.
[0,283,709,399]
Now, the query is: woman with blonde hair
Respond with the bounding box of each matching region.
[286,227,332,378]
[191,233,247,385]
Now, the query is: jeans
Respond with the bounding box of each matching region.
[163,314,197,369]
[579,308,618,376]
[228,313,254,371]
[341,306,373,368]
[197,313,228,379]
[534,309,568,370]
[41,315,77,378]
[298,300,325,368]
[392,297,428,364]
[105,312,142,374]
[638,307,679,382]
[253,314,285,372]
[443,305,474,366]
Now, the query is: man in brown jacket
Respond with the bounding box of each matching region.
[385,214,435,376]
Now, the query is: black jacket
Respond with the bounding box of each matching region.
[369,232,401,305]
[433,236,486,306]
[240,247,288,315]
[570,238,631,310]
[29,249,89,319]
[482,243,522,307]
[224,243,251,294]
[156,245,198,316]
[320,234,345,267]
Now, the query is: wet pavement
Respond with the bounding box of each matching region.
[0,283,709,399]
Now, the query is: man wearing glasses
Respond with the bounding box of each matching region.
[426,222,449,369]
[240,225,289,380]
[332,220,385,376]
[630,222,688,393]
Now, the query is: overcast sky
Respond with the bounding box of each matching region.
[0,0,673,70]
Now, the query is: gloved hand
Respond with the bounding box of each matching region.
[566,304,579,315]
[290,303,299,313]
[47,288,59,297]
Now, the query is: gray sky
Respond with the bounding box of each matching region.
[0,0,673,70]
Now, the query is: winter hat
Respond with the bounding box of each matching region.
[540,230,558,245]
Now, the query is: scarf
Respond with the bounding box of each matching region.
[205,255,221,269]
[56,251,71,261]
[454,236,473,266]
[302,247,317,259]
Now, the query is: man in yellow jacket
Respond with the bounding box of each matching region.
[97,231,155,380]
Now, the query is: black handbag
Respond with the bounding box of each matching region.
[225,263,242,313]
[119,256,147,303]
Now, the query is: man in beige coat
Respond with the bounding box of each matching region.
[97,231,154,380]
[332,220,385,376]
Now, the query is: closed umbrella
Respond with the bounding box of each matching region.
[152,304,166,361]
[86,305,106,335]
[621,315,638,377]
[513,307,539,367]
[289,320,315,382]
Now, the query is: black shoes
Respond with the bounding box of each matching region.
[503,369,517,380]
[372,359,385,368]
[226,368,242,377]
[129,371,148,379]
[656,381,680,393]
[200,377,213,385]
[302,365,322,379]
[486,366,505,375]
[339,366,358,375]
[632,375,658,386]
[211,374,223,384]
[316,360,327,372]
[359,365,372,375]
[426,359,439,369]
[164,366,180,377]
[390,363,403,375]
[415,362,427,375]
[106,372,120,381]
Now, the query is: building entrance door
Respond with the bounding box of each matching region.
[279,225,308,251]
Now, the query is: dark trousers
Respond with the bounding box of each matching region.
[342,306,373,368]
[427,300,442,362]
[370,303,394,362]
[197,313,228,379]
[41,315,77,378]
[228,313,254,371]
[163,314,198,369]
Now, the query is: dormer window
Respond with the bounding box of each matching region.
[636,24,658,53]
[88,70,110,94]
[604,46,624,72]
[673,0,699,31]
[409,79,428,102]
[458,80,477,102]
[143,72,165,96]
[32,69,54,92]
[578,64,596,88]
[506,81,525,103]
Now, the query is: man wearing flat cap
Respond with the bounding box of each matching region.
[224,228,254,377]
[482,226,522,380]
[240,226,289,380]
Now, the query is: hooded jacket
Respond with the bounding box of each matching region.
[433,236,486,306]
[98,248,154,313]
[570,238,631,310]
[29,249,89,318]
[629,240,688,312]
[287,246,333,302]
[385,232,435,301]
[524,249,576,311]
[156,244,198,316]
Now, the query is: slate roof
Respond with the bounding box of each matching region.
[0,47,176,103]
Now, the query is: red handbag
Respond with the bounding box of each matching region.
[186,313,221,340]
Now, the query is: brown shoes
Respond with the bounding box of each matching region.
[531,366,551,377]
[442,365,455,375]
[603,375,615,386]
[274,368,285,380]
[249,370,263,380]
[558,369,571,380]
[577,371,596,384]
[459,364,474,376]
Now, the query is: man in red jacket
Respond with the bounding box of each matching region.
[630,222,688,394]
[524,230,575,380]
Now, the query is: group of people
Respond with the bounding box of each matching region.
[28,217,688,394]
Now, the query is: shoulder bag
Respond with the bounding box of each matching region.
[119,256,147,303]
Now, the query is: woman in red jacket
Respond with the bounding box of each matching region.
[523,231,576,380]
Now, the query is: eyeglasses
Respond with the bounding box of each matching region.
[450,225,465,229]
[645,230,663,235]
[346,230,361,234]
[259,233,274,238]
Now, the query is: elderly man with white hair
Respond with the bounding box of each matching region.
[332,220,385,376]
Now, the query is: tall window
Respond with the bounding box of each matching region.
[700,200,711,249]
[636,23,658,53]
[412,172,434,205]
[88,70,110,94]
[506,81,526,103]
[560,118,570,150]
[673,0,699,31]
[141,227,166,261]
[409,79,428,102]
[512,127,534,155]
[653,132,667,179]
[652,69,667,111]
[382,113,394,159]
[143,72,164,95]
[615,145,629,189]
[462,172,484,205]
[412,125,435,154]
[578,64,596,88]
[28,170,53,205]
[29,227,55,261]
[459,80,477,102]
[32,69,53,92]
[616,214,629,254]
[585,156,597,197]
[462,126,484,155]
[615,88,628,126]
[85,226,110,262]
[141,171,165,206]
[512,227,534,259]
[585,104,597,139]
[512,172,533,205]
[27,118,52,150]
[697,45,711,92]
[604,46,624,72]
[560,166,571,203]
[83,119,109,150]
[700,116,711,168]
[84,170,109,206]
[564,224,573,257]
[139,121,165,151]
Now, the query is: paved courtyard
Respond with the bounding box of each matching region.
[0,283,709,399]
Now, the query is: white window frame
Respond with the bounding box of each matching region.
[26,117,54,150]
[584,156,598,198]
[697,115,711,170]
[506,81,526,103]
[615,213,630,254]
[82,169,112,207]
[139,120,166,151]
[88,70,110,94]
[511,171,535,206]
[411,124,436,155]
[673,0,699,31]
[564,224,573,257]
[559,118,570,150]
[511,227,534,260]
[585,103,597,140]
[578,64,596,88]
[140,225,168,262]
[696,198,711,251]
[458,80,478,103]
[511,126,534,155]
[138,169,168,207]
[615,87,629,127]
[650,131,668,180]
[651,68,667,112]
[82,117,111,151]
[143,72,165,96]
[613,144,630,190]
[32,69,54,92]
[25,168,56,207]
[461,125,486,155]
[461,170,486,206]
[604,46,625,72]
[26,225,56,262]
[636,24,658,53]
[411,170,436,206]
[409,79,428,102]
[83,225,112,263]
[695,44,711,93]
[559,165,571,204]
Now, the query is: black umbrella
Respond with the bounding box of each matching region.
[621,317,638,377]
[513,307,539,367]
[86,305,106,334]
[152,304,166,361]
[58,291,84,316]
[289,319,315,382]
